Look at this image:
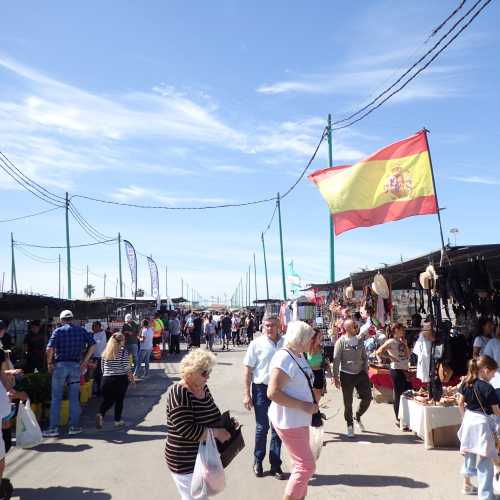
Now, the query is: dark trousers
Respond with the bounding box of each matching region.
[340,371,372,426]
[247,331,254,343]
[390,369,411,420]
[252,383,281,469]
[169,335,180,354]
[232,331,240,345]
[99,375,129,421]
[92,357,103,396]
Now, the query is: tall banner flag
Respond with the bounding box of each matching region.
[123,240,137,298]
[308,130,438,235]
[147,256,161,311]
[287,260,302,296]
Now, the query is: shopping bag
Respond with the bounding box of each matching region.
[191,429,226,498]
[16,400,43,449]
[309,426,324,461]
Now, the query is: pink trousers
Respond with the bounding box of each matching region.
[274,426,315,498]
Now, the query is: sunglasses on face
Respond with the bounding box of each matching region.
[200,370,211,378]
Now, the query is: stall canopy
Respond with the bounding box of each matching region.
[305,244,500,292]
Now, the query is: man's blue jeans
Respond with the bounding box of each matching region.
[252,383,282,469]
[127,343,139,370]
[49,362,81,429]
[462,452,494,500]
[135,349,152,377]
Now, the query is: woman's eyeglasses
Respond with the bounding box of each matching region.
[200,370,211,378]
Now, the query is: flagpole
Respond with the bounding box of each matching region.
[327,114,335,282]
[277,192,287,300]
[422,128,446,262]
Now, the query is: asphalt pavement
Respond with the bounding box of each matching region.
[6,341,464,499]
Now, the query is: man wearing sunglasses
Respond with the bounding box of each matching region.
[243,314,285,480]
[333,319,372,438]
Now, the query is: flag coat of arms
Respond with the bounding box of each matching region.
[309,130,438,235]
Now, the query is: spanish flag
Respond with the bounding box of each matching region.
[308,130,438,235]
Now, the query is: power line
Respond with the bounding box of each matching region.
[0,206,62,223]
[14,238,116,249]
[332,0,487,128]
[262,201,278,236]
[426,0,467,41]
[68,202,114,242]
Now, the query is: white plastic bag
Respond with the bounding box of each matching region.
[16,400,43,449]
[191,429,225,498]
[309,426,324,461]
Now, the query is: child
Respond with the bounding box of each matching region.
[457,355,500,498]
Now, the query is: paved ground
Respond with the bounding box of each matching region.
[7,342,465,499]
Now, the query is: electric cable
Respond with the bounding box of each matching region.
[0,206,62,223]
[332,0,486,127]
[14,238,116,249]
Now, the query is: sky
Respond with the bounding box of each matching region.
[0,1,499,303]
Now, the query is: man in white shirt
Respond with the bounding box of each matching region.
[243,314,285,480]
[92,321,107,396]
[484,328,500,368]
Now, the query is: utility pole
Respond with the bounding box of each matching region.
[115,278,118,297]
[248,265,251,306]
[65,192,72,299]
[165,265,168,297]
[1,272,4,293]
[118,232,123,297]
[327,114,335,282]
[261,232,270,300]
[181,278,184,298]
[86,265,89,296]
[253,252,258,302]
[277,192,287,300]
[58,254,61,299]
[104,273,107,297]
[10,232,17,293]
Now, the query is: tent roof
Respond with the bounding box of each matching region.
[305,244,500,292]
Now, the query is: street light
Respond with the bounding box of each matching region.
[449,228,459,246]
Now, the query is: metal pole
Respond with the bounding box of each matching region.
[248,265,251,306]
[58,254,61,299]
[65,192,72,299]
[261,232,270,300]
[104,273,106,297]
[422,129,446,260]
[165,265,168,297]
[86,265,89,296]
[118,233,123,297]
[245,272,248,307]
[115,278,118,297]
[1,272,4,293]
[327,114,335,282]
[10,232,17,293]
[181,278,184,298]
[277,193,287,300]
[253,252,258,303]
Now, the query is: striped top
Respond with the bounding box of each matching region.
[101,347,130,377]
[165,382,221,474]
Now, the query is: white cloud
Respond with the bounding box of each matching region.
[450,176,500,186]
[111,185,232,206]
[208,165,257,174]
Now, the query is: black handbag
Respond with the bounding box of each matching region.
[212,411,245,468]
[284,349,324,428]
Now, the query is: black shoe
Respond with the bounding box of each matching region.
[0,478,13,499]
[270,467,286,480]
[253,463,264,478]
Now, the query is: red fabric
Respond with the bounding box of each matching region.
[333,195,438,235]
[364,130,428,162]
[369,367,423,391]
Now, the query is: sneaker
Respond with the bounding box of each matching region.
[68,426,83,435]
[96,414,103,429]
[114,420,125,428]
[42,428,59,438]
[347,425,355,438]
[355,418,366,433]
[461,484,477,495]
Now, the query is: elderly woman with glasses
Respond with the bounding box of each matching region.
[165,349,231,500]
[96,332,135,429]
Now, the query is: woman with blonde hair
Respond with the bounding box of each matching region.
[96,332,134,429]
[268,321,318,500]
[165,348,230,499]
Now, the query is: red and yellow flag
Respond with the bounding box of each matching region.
[308,130,438,235]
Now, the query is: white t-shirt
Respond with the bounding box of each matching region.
[93,330,107,358]
[473,336,491,357]
[140,327,154,350]
[484,338,500,368]
[413,334,432,383]
[268,349,314,429]
[243,334,284,385]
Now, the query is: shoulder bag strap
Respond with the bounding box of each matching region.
[472,383,488,417]
[283,348,317,405]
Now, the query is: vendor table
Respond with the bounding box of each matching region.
[398,396,461,449]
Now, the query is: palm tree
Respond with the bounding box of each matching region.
[136,288,145,297]
[84,284,96,298]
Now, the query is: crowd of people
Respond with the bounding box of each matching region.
[3,303,500,499]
